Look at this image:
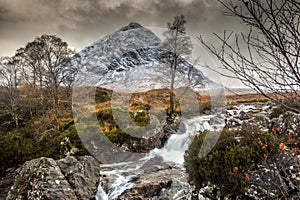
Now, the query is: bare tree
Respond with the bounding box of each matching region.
[13,46,41,116]
[161,14,193,116]
[0,57,22,127]
[19,35,74,110]
[199,0,300,112]
[35,35,74,108]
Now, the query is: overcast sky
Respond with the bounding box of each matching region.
[0,0,245,56]
[0,0,246,87]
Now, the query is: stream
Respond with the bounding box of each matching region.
[96,114,224,200]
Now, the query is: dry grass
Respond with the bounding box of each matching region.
[225,93,269,103]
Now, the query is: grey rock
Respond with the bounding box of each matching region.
[246,153,300,199]
[57,156,101,200]
[7,157,77,200]
[120,119,180,153]
[117,167,191,200]
[7,156,100,200]
[238,110,250,120]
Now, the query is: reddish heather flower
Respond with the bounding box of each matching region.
[244,172,250,180]
[272,126,280,135]
[232,167,238,173]
[279,143,285,150]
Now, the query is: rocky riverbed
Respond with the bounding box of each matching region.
[3,101,300,199]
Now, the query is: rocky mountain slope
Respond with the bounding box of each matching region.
[70,22,211,92]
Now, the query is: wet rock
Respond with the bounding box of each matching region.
[141,156,174,173]
[142,156,164,167]
[99,155,193,200]
[238,110,250,120]
[198,184,221,200]
[118,178,172,199]
[117,167,192,200]
[121,118,180,153]
[7,156,100,200]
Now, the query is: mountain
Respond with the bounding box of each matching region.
[70,22,213,92]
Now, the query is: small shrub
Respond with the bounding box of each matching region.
[270,99,300,119]
[106,129,128,145]
[270,106,285,119]
[95,87,112,103]
[131,111,150,126]
[0,133,36,175]
[41,124,89,159]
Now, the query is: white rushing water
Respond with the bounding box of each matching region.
[151,115,222,165]
[96,114,224,199]
[96,157,153,200]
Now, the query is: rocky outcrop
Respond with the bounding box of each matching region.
[246,152,300,199]
[203,102,300,199]
[225,102,300,138]
[7,156,100,200]
[57,156,101,199]
[225,102,273,129]
[195,151,300,200]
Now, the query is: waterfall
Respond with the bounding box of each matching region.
[96,157,154,200]
[96,185,108,200]
[96,114,224,199]
[151,115,221,164]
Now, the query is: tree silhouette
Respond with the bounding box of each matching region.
[199,0,300,112]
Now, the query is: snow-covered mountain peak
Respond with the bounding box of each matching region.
[72,22,210,92]
[119,22,144,31]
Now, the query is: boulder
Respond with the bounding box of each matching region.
[117,167,192,200]
[57,156,101,199]
[99,156,193,200]
[7,156,100,200]
[238,110,250,120]
[121,118,180,153]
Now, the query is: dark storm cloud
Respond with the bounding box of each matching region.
[0,0,242,57]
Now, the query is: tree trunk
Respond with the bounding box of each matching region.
[169,69,175,115]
